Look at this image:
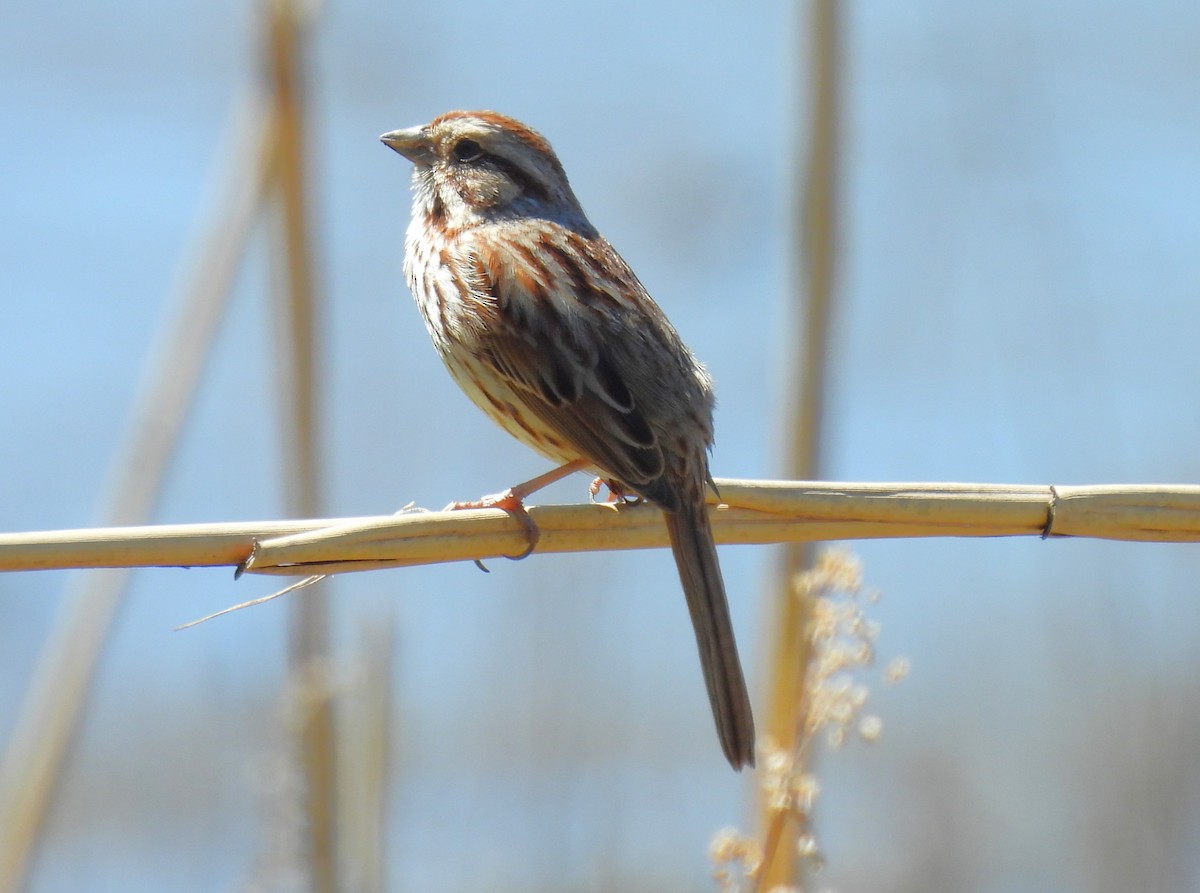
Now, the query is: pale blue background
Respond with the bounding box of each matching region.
[2,2,1199,890]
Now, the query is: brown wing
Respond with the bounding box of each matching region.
[462,229,683,511]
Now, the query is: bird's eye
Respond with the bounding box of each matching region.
[453,139,483,162]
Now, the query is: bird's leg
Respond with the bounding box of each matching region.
[588,477,643,506]
[446,458,589,560]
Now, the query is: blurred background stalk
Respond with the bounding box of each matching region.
[263,1,340,890]
[758,0,840,887]
[0,96,278,893]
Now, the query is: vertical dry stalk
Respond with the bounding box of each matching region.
[263,1,338,890]
[338,618,395,893]
[758,1,841,889]
[714,552,906,893]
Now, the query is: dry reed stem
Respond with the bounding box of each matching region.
[2,481,1199,579]
[715,551,894,893]
[337,617,394,893]
[764,1,841,885]
[263,0,338,888]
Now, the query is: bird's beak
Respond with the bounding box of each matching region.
[380,126,435,165]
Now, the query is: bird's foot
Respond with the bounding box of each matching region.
[588,477,643,506]
[445,459,590,568]
[445,489,540,562]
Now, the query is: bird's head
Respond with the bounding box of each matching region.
[381,110,590,232]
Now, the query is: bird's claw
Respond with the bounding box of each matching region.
[445,489,539,561]
[588,477,642,506]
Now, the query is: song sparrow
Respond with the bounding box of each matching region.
[381,110,755,769]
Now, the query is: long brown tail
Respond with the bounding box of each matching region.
[664,499,756,769]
